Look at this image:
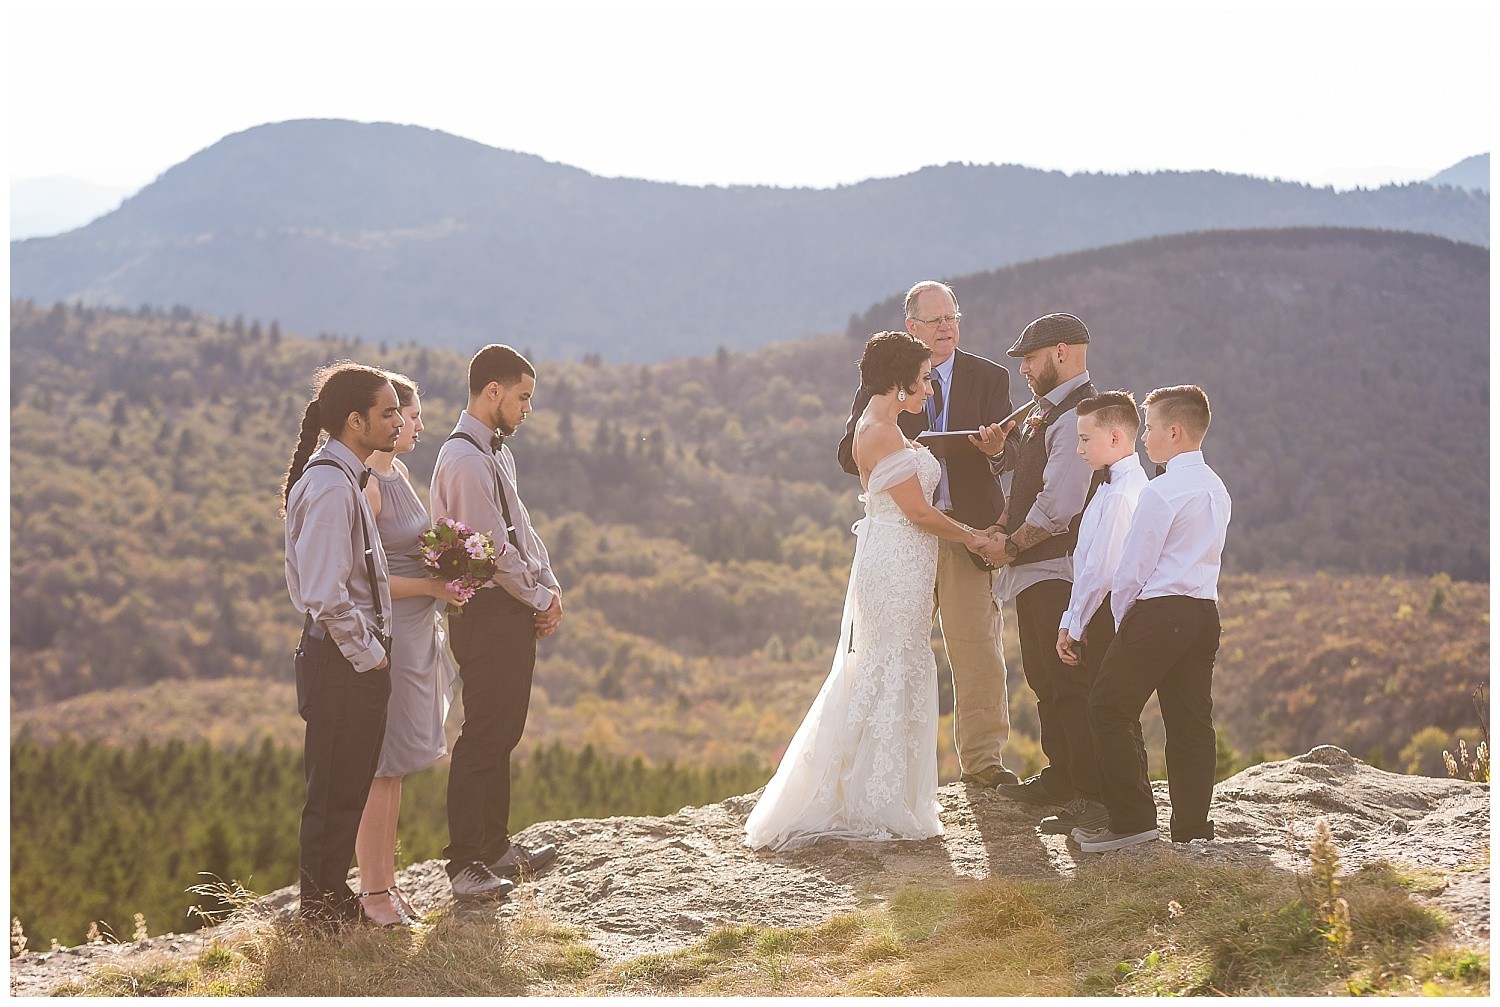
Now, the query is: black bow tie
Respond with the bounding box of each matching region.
[359,469,371,489]
[1099,466,1112,484]
[1154,464,1166,478]
[490,432,505,452]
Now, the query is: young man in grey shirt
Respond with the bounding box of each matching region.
[431,344,561,900]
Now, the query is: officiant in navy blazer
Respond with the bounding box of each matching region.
[836,280,1020,787]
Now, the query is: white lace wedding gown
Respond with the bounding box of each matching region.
[744,445,942,851]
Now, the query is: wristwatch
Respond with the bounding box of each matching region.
[1003,536,1022,558]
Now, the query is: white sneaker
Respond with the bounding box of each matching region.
[450,861,513,901]
[1078,828,1160,853]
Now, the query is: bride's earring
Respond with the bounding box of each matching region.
[897,390,907,402]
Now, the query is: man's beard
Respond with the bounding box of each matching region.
[1031,359,1060,397]
[496,416,517,437]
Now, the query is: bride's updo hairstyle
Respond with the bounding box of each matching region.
[859,331,933,396]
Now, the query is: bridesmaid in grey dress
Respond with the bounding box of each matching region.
[354,372,464,927]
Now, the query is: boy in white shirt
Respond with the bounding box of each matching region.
[1076,385,1231,853]
[1036,392,1150,837]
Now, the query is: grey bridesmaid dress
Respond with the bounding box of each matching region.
[371,467,457,777]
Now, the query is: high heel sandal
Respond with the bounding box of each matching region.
[358,887,419,929]
[389,885,421,925]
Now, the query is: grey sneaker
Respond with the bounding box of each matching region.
[488,842,558,879]
[1078,827,1160,853]
[450,861,514,901]
[1040,798,1110,835]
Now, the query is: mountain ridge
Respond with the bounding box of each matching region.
[11,118,1489,360]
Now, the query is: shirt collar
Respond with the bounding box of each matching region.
[457,410,498,444]
[1165,449,1206,471]
[1108,453,1145,481]
[1040,369,1091,409]
[315,437,368,480]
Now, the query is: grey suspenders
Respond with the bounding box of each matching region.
[445,432,522,551]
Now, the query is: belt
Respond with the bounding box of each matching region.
[303,613,327,640]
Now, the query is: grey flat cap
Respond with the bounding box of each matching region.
[1006,312,1091,357]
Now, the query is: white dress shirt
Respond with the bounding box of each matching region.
[1111,450,1232,628]
[1060,453,1148,638]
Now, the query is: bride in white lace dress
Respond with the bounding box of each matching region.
[746,332,992,851]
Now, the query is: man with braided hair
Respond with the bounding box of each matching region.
[282,362,404,929]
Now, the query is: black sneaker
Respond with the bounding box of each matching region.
[997,775,1074,806]
[1039,798,1110,835]
[450,861,514,901]
[487,842,558,879]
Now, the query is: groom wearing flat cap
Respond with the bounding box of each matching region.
[973,312,1098,808]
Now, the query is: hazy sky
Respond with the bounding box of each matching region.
[7,1,1492,193]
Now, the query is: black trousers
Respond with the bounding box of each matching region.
[443,589,537,877]
[1054,595,1145,803]
[1014,577,1076,797]
[295,630,390,923]
[1089,595,1220,840]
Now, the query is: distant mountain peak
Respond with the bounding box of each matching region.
[1427,154,1488,192]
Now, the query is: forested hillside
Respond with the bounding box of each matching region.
[9,225,1489,779]
[10,118,1488,359]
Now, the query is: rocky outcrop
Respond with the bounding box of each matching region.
[10,748,1488,994]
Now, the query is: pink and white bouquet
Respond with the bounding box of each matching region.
[419,518,505,614]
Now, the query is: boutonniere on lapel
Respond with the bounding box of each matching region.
[1023,408,1051,435]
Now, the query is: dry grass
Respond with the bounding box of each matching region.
[56,854,1485,997]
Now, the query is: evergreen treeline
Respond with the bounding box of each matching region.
[8,736,768,950]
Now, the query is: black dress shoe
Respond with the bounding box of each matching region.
[960,766,1023,788]
[997,775,1074,806]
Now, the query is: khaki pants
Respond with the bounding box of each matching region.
[934,538,1012,774]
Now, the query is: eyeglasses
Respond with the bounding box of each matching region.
[912,312,962,327]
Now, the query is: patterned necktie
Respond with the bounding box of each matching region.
[929,373,945,429]
[358,469,370,489]
[490,432,505,452]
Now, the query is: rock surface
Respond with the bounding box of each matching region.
[9,747,1490,994]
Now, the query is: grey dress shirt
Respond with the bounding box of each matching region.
[284,438,393,672]
[991,370,1097,602]
[430,411,559,612]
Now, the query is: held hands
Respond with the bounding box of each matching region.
[534,589,563,639]
[969,419,1017,458]
[1056,628,1082,666]
[968,524,1014,567]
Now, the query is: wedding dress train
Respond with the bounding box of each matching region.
[745,445,942,851]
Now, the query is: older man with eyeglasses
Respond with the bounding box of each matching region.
[837,280,1021,788]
